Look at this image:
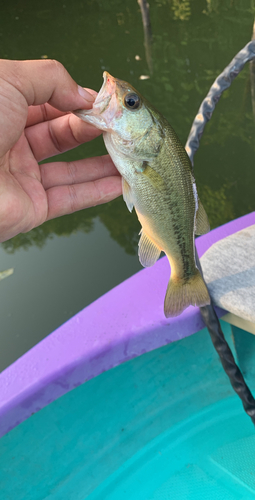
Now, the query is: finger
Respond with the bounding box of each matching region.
[0,59,97,155]
[26,89,97,127]
[26,104,68,128]
[46,175,122,220]
[40,155,120,190]
[0,59,96,110]
[25,113,102,162]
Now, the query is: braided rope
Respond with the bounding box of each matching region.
[185,40,255,166]
[186,41,255,425]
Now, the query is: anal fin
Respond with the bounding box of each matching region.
[138,230,161,267]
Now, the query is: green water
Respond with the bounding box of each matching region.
[0,0,255,371]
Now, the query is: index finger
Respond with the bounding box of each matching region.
[26,89,98,127]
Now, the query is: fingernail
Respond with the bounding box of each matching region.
[78,85,95,103]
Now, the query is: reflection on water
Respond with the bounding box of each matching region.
[2,197,140,255]
[199,184,234,230]
[0,268,14,281]
[0,219,142,371]
[171,0,191,21]
[0,0,255,370]
[250,18,255,121]
[138,0,153,74]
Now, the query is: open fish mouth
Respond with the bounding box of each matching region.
[94,71,116,107]
[73,72,119,130]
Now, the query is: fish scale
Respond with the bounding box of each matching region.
[74,72,210,317]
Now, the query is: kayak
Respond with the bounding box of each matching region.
[0,212,254,499]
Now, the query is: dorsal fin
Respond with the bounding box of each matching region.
[195,200,210,235]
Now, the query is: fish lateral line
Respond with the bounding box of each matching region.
[74,71,211,318]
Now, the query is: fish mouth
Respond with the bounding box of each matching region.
[94,71,116,108]
[73,72,119,131]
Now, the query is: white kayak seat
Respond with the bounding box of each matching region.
[200,224,255,335]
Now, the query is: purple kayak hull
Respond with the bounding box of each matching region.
[0,211,254,438]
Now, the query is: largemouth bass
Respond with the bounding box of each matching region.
[74,72,210,317]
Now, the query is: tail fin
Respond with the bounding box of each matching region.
[164,269,210,318]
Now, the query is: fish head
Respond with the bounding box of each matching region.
[74,72,159,151]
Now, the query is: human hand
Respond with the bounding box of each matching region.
[0,59,122,243]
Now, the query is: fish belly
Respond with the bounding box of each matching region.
[134,188,210,317]
[103,131,210,317]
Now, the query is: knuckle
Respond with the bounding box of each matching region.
[49,59,66,78]
[92,180,104,205]
[68,184,79,212]
[48,122,62,154]
[66,162,77,184]
[41,59,66,82]
[39,103,48,122]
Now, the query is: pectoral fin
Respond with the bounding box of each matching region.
[122,178,134,212]
[141,162,165,190]
[138,230,161,267]
[195,200,210,235]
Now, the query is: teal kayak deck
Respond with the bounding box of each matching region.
[0,320,254,499]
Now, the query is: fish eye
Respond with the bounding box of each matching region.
[124,93,141,110]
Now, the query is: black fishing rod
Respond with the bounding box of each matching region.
[186,40,255,426]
